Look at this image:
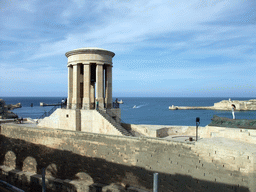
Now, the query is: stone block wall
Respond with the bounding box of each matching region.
[38,109,80,131]
[121,124,157,137]
[81,110,123,136]
[199,126,256,144]
[123,124,198,138]
[129,124,256,145]
[0,124,254,191]
[38,108,123,136]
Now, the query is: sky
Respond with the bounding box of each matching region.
[0,0,255,97]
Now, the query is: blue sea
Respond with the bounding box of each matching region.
[2,97,256,126]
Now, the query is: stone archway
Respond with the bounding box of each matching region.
[23,156,37,173]
[4,151,16,169]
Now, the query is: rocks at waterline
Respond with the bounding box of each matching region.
[0,99,21,119]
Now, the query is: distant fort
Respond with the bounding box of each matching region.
[169,98,256,111]
[1,48,256,192]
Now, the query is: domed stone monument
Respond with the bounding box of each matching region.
[65,47,115,110]
[38,48,133,136]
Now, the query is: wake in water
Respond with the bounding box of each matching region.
[132,104,148,109]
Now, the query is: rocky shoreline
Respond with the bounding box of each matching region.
[0,99,21,119]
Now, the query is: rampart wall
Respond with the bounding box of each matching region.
[0,123,255,192]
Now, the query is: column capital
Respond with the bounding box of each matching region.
[96,62,104,65]
[67,63,76,67]
[67,62,84,66]
[105,63,113,67]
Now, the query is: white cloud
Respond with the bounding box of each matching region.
[1,0,251,45]
[25,0,253,61]
[1,0,255,96]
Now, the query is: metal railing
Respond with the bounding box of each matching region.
[36,105,62,124]
[104,107,144,137]
[65,102,119,110]
[0,180,25,192]
[105,108,123,124]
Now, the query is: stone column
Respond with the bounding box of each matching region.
[67,65,73,109]
[96,63,104,109]
[72,64,81,109]
[82,64,91,109]
[90,83,95,109]
[105,65,112,109]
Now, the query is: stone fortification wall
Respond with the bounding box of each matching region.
[129,123,256,145]
[199,126,256,144]
[122,124,197,138]
[213,99,256,111]
[170,99,256,111]
[0,124,254,192]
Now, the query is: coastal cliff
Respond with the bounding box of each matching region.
[169,99,256,111]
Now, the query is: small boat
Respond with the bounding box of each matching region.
[117,100,124,104]
[133,105,137,108]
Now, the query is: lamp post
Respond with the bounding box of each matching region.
[196,117,200,141]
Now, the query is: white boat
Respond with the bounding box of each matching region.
[133,105,137,108]
[117,100,124,104]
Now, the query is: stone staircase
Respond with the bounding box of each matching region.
[97,109,134,137]
[36,105,61,124]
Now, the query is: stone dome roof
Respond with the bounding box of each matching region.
[65,47,115,58]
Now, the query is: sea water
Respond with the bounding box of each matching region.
[2,97,256,126]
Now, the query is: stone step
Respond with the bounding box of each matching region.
[97,110,133,136]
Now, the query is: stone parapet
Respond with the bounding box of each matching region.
[1,124,255,191]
